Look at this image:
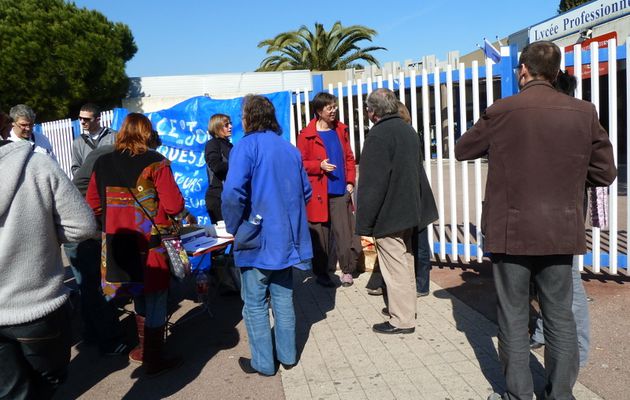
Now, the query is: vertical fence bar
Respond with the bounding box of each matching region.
[459,64,471,263]
[472,61,483,262]
[377,75,383,89]
[608,39,618,275]
[368,77,375,128]
[434,66,446,260]
[399,71,405,103]
[590,41,601,273]
[357,79,366,150]
[337,82,345,123]
[304,88,311,123]
[410,69,418,133]
[289,101,296,146]
[574,44,585,270]
[627,39,630,276]
[347,80,356,156]
[328,83,334,94]
[388,73,394,90]
[296,91,303,133]
[446,65,458,260]
[422,68,434,256]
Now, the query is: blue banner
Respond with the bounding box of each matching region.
[112,92,292,226]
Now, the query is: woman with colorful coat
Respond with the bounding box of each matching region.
[86,113,185,376]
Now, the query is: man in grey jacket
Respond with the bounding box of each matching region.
[0,140,97,399]
[66,103,126,356]
[71,103,116,174]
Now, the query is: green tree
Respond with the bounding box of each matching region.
[558,0,590,13]
[257,21,386,72]
[0,0,137,121]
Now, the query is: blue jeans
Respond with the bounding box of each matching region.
[240,267,295,376]
[133,291,168,328]
[532,257,590,367]
[63,240,123,350]
[0,301,72,400]
[413,227,431,294]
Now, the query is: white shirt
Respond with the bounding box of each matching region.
[9,129,57,160]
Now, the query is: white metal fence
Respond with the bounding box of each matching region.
[290,39,629,276]
[36,42,628,275]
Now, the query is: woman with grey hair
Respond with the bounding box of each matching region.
[8,104,55,158]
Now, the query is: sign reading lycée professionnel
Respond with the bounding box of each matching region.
[528,0,630,42]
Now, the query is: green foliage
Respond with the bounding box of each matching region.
[558,0,591,13]
[257,21,386,72]
[0,0,137,121]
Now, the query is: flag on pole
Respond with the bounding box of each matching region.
[483,38,501,63]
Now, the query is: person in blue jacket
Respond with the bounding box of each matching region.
[222,94,313,376]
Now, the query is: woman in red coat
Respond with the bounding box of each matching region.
[86,113,185,376]
[297,92,360,287]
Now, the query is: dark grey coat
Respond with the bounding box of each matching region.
[356,115,438,238]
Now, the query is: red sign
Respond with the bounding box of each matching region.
[564,32,617,79]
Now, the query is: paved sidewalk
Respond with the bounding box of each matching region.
[283,270,601,400]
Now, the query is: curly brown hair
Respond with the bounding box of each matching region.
[241,95,281,135]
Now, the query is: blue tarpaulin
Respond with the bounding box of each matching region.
[111,92,292,226]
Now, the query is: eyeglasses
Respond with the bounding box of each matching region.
[224,122,232,128]
[79,117,95,122]
[15,122,34,129]
[323,105,338,112]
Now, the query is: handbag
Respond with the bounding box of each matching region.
[124,186,192,281]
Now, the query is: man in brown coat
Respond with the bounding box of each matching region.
[455,41,616,400]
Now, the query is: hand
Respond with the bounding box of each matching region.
[346,183,354,194]
[185,214,197,225]
[320,158,337,172]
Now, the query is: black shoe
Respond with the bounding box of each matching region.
[315,275,336,288]
[372,321,415,334]
[280,362,296,370]
[366,287,384,296]
[238,357,275,376]
[529,338,544,350]
[381,307,416,318]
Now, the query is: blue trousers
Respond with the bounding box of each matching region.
[412,227,431,294]
[532,257,590,367]
[0,301,72,400]
[134,291,168,328]
[240,267,296,375]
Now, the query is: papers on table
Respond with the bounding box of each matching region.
[181,226,233,256]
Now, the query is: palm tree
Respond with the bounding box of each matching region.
[256,21,386,72]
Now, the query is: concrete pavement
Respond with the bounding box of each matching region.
[54,268,603,399]
[283,270,601,400]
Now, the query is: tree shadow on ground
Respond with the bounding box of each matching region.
[432,264,548,397]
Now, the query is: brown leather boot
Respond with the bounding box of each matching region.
[144,324,182,377]
[128,315,145,363]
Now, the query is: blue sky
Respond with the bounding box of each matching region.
[71,0,559,77]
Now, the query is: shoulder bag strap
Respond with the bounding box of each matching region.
[81,134,97,150]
